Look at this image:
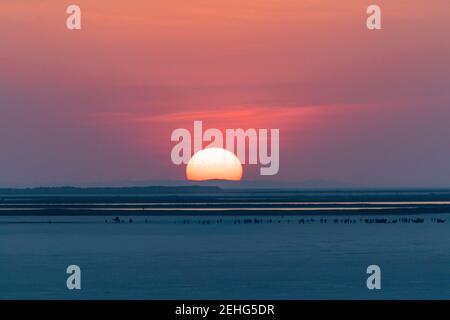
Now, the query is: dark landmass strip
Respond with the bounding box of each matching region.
[2,189,450,203]
[0,186,223,195]
[0,207,449,216]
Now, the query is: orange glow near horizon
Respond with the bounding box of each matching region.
[186,148,243,181]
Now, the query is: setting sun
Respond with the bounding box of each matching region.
[186,148,243,181]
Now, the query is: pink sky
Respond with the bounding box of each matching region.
[0,0,449,187]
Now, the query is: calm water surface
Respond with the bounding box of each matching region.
[1,214,449,299]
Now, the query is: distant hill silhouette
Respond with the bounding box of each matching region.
[83,179,360,189]
[0,186,223,195]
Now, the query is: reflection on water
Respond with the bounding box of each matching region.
[0,214,449,299]
[0,206,415,211]
[2,201,450,206]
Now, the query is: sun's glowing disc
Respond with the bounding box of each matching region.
[186,147,243,181]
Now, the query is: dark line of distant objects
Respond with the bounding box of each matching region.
[1,206,450,217]
[1,185,450,196]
